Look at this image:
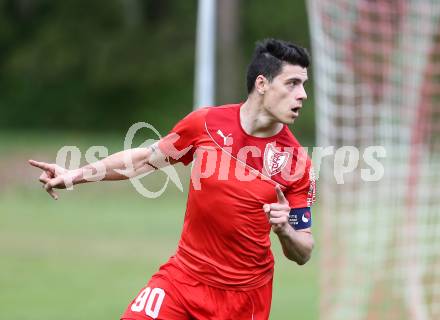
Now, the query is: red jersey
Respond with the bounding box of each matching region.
[158,103,316,290]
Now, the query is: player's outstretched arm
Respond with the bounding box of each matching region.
[263,185,314,265]
[28,145,168,200]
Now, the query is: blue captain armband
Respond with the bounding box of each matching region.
[288,207,312,230]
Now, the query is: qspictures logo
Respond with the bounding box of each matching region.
[53,122,386,198]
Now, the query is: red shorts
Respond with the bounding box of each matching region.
[121,259,273,320]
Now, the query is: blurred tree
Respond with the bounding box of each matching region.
[14,0,35,19]
[0,0,196,134]
[217,0,243,104]
[0,0,314,142]
[121,0,142,28]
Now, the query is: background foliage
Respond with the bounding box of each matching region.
[0,0,314,142]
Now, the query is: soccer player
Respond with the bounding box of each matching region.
[29,38,316,319]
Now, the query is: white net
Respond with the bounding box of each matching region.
[308,0,440,319]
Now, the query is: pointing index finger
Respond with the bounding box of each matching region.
[275,185,288,205]
[28,159,53,172]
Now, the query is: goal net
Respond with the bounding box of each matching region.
[307,0,440,319]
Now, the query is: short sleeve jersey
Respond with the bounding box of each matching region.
[159,104,316,290]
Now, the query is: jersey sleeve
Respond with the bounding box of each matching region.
[158,108,208,166]
[285,159,316,209]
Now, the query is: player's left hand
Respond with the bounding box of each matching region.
[263,185,291,235]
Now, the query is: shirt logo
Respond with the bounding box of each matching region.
[263,143,290,176]
[302,210,311,223]
[216,129,233,146]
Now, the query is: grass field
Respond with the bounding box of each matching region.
[0,132,319,320]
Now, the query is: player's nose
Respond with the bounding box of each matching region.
[296,85,307,101]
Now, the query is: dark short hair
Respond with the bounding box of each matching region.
[246,39,310,94]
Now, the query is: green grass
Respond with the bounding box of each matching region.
[0,131,319,319]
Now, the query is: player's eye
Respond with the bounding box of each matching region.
[287,81,298,89]
[292,79,303,85]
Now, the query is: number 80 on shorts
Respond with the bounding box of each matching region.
[130,287,166,319]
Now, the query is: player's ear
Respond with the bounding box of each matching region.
[255,75,268,95]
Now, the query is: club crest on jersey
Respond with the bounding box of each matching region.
[263,143,290,176]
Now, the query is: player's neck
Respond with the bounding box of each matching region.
[240,98,283,138]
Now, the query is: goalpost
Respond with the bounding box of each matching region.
[308,0,440,319]
[194,0,216,109]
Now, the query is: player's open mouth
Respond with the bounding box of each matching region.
[291,107,301,116]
